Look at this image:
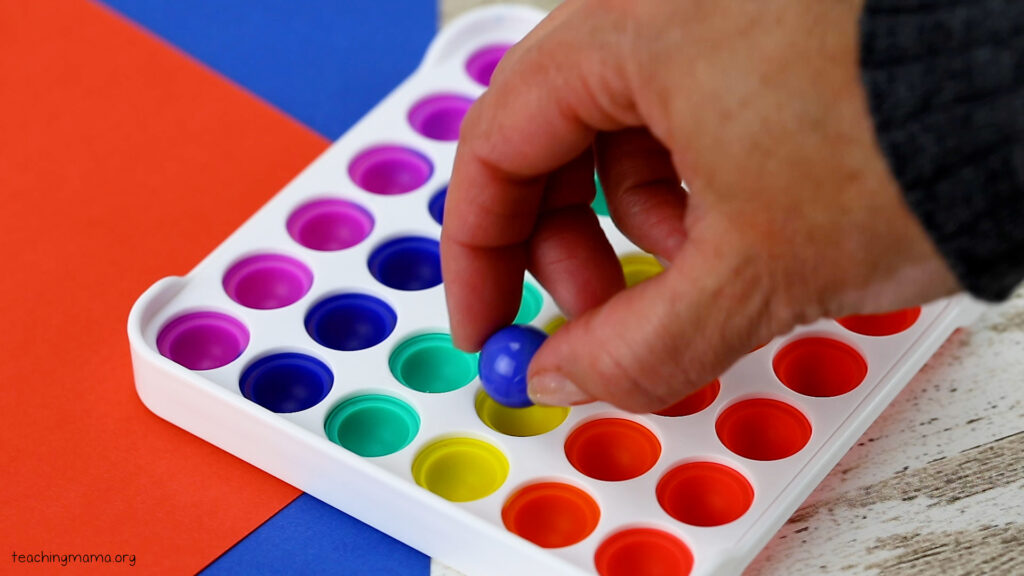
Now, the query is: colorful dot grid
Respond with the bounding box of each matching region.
[127,6,982,576]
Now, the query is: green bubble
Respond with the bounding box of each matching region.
[514,282,543,325]
[325,395,419,457]
[592,172,610,216]
[390,333,478,393]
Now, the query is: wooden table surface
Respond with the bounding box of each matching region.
[746,287,1023,575]
[435,3,1023,574]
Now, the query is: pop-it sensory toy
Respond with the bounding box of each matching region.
[127,5,983,575]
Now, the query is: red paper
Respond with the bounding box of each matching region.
[0,0,329,572]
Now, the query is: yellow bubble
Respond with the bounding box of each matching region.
[620,253,664,287]
[475,389,569,437]
[544,316,566,335]
[412,437,509,502]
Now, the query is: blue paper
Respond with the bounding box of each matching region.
[199,494,429,575]
[101,0,436,139]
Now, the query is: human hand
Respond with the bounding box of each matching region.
[440,0,960,411]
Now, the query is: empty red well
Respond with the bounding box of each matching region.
[837,307,921,337]
[565,419,661,481]
[716,398,811,461]
[773,337,867,397]
[657,462,754,526]
[502,482,600,548]
[595,528,693,576]
[654,380,720,417]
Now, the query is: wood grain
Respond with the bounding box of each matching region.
[748,287,1024,575]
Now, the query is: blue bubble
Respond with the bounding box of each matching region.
[240,352,333,413]
[368,236,442,291]
[305,293,397,351]
[428,186,447,225]
[479,325,547,408]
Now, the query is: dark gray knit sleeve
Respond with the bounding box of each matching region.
[860,0,1024,301]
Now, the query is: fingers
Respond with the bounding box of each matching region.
[441,242,530,350]
[539,150,596,212]
[527,220,779,412]
[442,7,637,351]
[524,150,624,319]
[528,205,625,320]
[595,129,689,260]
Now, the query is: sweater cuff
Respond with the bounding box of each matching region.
[859,0,1024,301]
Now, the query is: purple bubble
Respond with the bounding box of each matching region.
[408,94,474,141]
[157,311,249,370]
[287,198,374,251]
[223,253,313,310]
[348,146,433,196]
[466,44,511,86]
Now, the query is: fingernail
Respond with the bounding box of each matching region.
[529,373,593,406]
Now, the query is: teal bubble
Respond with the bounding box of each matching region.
[325,394,419,457]
[513,282,543,325]
[390,333,478,393]
[592,172,609,216]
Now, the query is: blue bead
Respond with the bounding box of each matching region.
[479,325,547,408]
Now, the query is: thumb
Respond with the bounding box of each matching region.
[527,226,783,412]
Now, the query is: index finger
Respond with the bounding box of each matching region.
[441,9,636,350]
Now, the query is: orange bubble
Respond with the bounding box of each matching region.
[716,398,812,461]
[657,462,754,526]
[565,419,660,481]
[654,380,720,417]
[502,482,600,548]
[595,528,693,576]
[773,337,867,397]
[837,307,921,337]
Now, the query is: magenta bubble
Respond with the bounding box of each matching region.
[466,44,511,86]
[287,198,374,251]
[157,311,249,370]
[348,146,433,196]
[223,253,313,310]
[408,94,474,141]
